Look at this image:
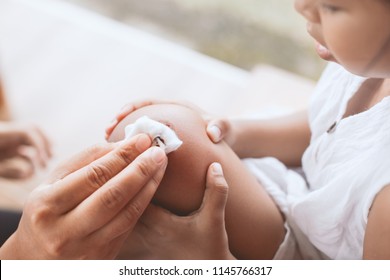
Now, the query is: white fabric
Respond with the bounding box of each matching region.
[243,158,327,259]
[125,116,183,154]
[298,63,390,259]
[244,63,390,259]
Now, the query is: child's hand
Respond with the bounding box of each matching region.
[105,99,201,140]
[106,100,160,140]
[118,162,236,260]
[105,99,236,147]
[206,118,236,146]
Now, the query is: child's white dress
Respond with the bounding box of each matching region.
[244,62,390,259]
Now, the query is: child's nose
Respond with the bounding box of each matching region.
[294,0,320,23]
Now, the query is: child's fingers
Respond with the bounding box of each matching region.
[105,99,201,140]
[206,119,230,143]
[105,100,161,140]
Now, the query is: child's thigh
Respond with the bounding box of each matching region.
[109,103,285,259]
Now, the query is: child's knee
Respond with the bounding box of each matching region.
[109,103,219,215]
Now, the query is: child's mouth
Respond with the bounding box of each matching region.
[315,42,333,61]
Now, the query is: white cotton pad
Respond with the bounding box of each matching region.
[124,116,183,154]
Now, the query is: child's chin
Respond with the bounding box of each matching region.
[315,42,335,61]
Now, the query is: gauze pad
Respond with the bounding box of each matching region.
[124,116,183,154]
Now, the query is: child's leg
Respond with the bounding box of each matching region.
[109,104,285,259]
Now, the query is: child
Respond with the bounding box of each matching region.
[108,103,287,260]
[106,0,390,259]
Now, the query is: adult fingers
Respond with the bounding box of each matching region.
[44,143,115,184]
[70,146,167,235]
[0,158,34,179]
[17,125,52,168]
[198,163,229,222]
[34,126,53,158]
[17,145,41,170]
[46,134,152,213]
[95,157,167,240]
[0,145,40,177]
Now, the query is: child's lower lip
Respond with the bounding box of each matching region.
[315,42,333,60]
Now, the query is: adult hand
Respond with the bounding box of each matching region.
[118,162,235,260]
[0,134,167,259]
[105,100,236,146]
[0,121,52,178]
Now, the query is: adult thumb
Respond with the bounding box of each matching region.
[200,162,229,221]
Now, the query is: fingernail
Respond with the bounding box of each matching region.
[212,162,223,175]
[108,118,118,127]
[119,104,134,115]
[151,147,166,164]
[208,125,221,142]
[105,119,118,135]
[135,134,151,152]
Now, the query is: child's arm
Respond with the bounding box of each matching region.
[363,185,390,259]
[106,100,311,167]
[215,111,311,167]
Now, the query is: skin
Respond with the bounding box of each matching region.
[0,134,169,259]
[0,121,52,178]
[105,0,390,259]
[108,104,285,259]
[0,79,10,120]
[109,104,218,215]
[294,0,390,77]
[294,0,390,259]
[117,162,235,260]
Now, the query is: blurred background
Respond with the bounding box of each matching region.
[63,0,325,80]
[0,0,320,209]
